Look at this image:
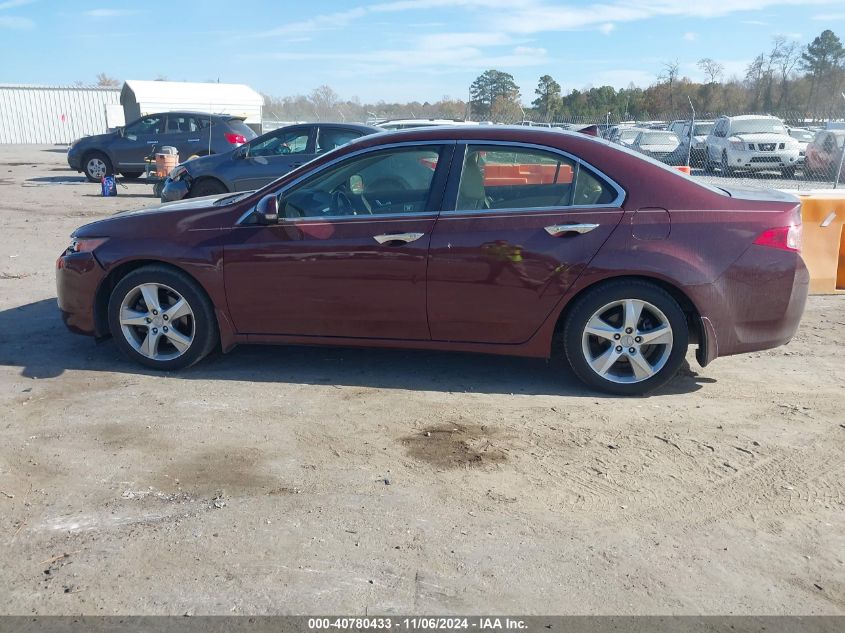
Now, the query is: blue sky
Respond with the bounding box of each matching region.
[1,0,844,103]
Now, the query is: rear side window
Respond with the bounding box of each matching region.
[456,144,618,211]
[317,128,365,154]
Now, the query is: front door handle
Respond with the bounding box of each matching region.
[545,223,600,236]
[146,140,159,144]
[373,232,425,245]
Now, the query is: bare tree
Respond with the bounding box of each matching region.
[310,85,340,121]
[697,58,724,84]
[771,37,801,108]
[659,59,680,111]
[96,73,120,87]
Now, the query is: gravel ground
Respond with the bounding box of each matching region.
[0,145,843,615]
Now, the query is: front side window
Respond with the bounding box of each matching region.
[283,146,443,218]
[249,129,310,157]
[125,115,163,136]
[456,145,617,211]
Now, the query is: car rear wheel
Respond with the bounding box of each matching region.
[190,178,228,198]
[108,265,217,371]
[781,166,796,179]
[120,171,144,179]
[562,280,689,396]
[83,152,113,182]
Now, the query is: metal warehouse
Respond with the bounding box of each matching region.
[120,80,263,130]
[0,85,120,144]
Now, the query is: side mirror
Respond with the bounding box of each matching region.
[234,145,248,159]
[255,194,278,225]
[118,127,125,137]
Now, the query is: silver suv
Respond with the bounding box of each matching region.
[704,115,800,177]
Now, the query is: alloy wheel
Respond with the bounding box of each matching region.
[118,283,195,361]
[581,298,674,384]
[87,157,108,180]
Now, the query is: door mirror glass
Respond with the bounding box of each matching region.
[349,174,364,195]
[255,194,279,224]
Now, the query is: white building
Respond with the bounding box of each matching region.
[120,80,264,131]
[0,85,120,144]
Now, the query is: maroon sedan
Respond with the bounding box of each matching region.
[56,126,808,395]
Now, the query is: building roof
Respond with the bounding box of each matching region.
[121,80,263,107]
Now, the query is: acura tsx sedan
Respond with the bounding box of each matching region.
[56,126,808,395]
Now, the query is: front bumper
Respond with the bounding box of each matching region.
[161,177,190,202]
[56,251,106,336]
[67,148,81,171]
[726,149,800,170]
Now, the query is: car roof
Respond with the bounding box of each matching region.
[723,114,781,120]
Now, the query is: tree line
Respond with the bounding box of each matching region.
[94,28,845,125]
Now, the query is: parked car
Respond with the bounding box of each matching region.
[704,115,800,177]
[161,123,379,201]
[376,119,479,130]
[669,120,715,166]
[67,112,257,182]
[629,130,685,165]
[787,127,815,167]
[606,126,643,146]
[804,129,845,180]
[57,126,808,396]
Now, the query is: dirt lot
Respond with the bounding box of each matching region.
[0,145,843,615]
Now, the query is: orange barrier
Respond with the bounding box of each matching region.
[483,162,573,186]
[790,191,845,294]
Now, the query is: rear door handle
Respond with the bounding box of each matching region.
[373,232,425,245]
[146,140,159,144]
[545,223,600,236]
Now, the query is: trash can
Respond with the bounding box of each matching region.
[155,146,179,179]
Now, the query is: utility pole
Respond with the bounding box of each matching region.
[686,96,695,168]
[835,93,845,189]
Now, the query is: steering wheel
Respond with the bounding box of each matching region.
[331,190,355,215]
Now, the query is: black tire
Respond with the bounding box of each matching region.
[720,152,733,176]
[189,178,228,198]
[107,265,218,371]
[82,151,113,182]
[781,166,797,179]
[120,171,144,179]
[562,280,689,396]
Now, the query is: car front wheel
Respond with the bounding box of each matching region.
[83,152,113,182]
[108,265,218,370]
[562,280,689,395]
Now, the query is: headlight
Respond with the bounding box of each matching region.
[169,165,188,182]
[729,139,745,151]
[67,237,108,254]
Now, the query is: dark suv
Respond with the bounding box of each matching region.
[67,111,257,182]
[160,123,379,201]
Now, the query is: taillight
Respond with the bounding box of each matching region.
[754,225,801,252]
[225,133,247,145]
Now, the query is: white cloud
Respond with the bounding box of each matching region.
[85,8,141,18]
[598,22,615,35]
[813,12,845,19]
[0,14,33,28]
[592,69,656,88]
[683,31,697,41]
[0,0,34,9]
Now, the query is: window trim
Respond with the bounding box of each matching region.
[236,140,456,225]
[442,140,626,216]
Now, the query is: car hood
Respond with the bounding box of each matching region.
[731,133,792,143]
[180,150,231,175]
[71,131,116,148]
[72,191,251,237]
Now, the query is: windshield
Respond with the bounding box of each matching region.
[789,129,815,143]
[619,129,639,140]
[694,122,714,136]
[731,119,787,135]
[640,132,679,146]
